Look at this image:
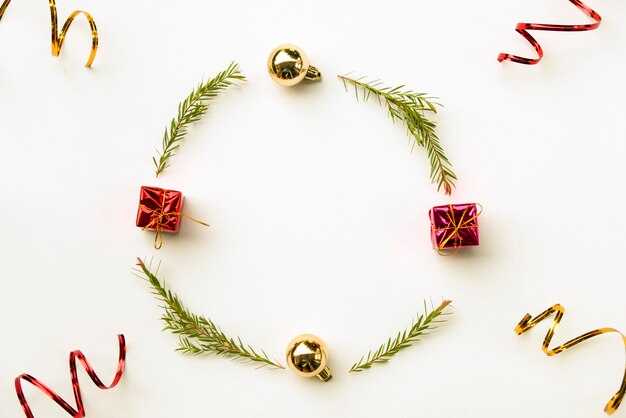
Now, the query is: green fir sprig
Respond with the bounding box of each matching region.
[154,62,245,177]
[134,258,284,369]
[338,74,457,195]
[349,299,453,373]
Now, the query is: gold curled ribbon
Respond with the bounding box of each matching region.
[433,203,482,255]
[0,0,9,20]
[140,190,209,250]
[0,0,98,67]
[516,304,626,415]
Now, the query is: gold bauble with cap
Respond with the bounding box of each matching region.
[285,334,332,381]
[267,44,322,87]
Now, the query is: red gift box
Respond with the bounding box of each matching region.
[429,203,480,252]
[136,186,184,234]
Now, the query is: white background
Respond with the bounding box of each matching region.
[1,0,625,417]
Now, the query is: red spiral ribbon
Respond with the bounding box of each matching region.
[498,0,602,65]
[15,334,126,418]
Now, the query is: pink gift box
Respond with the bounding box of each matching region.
[429,203,480,251]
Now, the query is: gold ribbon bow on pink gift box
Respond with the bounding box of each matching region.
[431,203,482,255]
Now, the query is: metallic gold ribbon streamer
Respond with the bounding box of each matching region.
[0,0,10,21]
[0,0,98,67]
[516,304,626,415]
[433,203,482,255]
[140,189,209,250]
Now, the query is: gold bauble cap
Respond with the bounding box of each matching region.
[267,44,321,87]
[286,334,332,381]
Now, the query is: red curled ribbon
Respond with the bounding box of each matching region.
[15,334,126,418]
[498,0,602,65]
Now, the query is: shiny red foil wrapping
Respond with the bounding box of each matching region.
[15,334,126,418]
[498,0,602,65]
[136,186,184,233]
[429,203,479,250]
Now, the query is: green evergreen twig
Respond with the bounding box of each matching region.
[338,74,457,195]
[349,299,453,373]
[154,62,245,177]
[134,258,284,369]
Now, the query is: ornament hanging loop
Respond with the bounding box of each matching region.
[304,64,321,82]
[315,366,332,381]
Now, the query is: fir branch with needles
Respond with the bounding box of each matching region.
[338,74,457,195]
[349,299,453,373]
[153,62,245,177]
[134,258,284,369]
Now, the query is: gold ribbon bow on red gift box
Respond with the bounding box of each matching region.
[137,187,209,249]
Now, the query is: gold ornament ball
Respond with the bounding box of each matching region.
[267,44,321,86]
[286,334,332,381]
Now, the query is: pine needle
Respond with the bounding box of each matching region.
[338,74,457,195]
[154,62,245,177]
[134,258,284,369]
[349,299,453,373]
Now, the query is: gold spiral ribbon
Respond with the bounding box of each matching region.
[516,304,626,415]
[0,0,98,67]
